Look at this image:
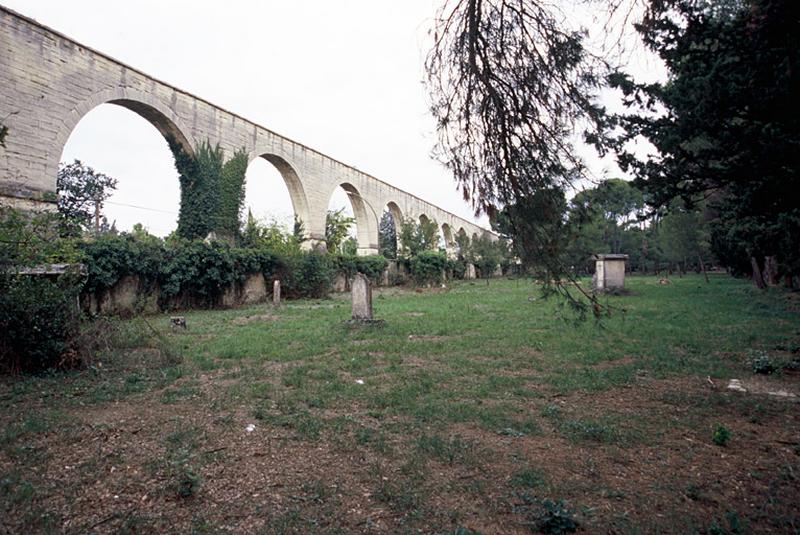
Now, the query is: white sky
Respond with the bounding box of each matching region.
[6,1,661,237]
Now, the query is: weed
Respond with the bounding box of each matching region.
[513,492,578,534]
[0,471,35,504]
[561,418,616,443]
[749,350,776,374]
[355,426,391,454]
[708,510,744,535]
[712,424,731,447]
[510,467,547,489]
[685,483,703,501]
[534,499,579,534]
[416,433,480,466]
[173,457,201,498]
[373,478,425,515]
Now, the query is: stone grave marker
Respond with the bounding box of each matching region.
[351,272,372,321]
[273,280,281,307]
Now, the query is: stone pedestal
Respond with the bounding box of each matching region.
[351,272,373,321]
[591,254,628,291]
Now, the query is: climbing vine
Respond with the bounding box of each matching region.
[167,136,248,242]
[218,149,249,241]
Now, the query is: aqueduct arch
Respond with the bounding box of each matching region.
[324,182,379,255]
[0,6,493,249]
[50,90,194,199]
[247,153,311,233]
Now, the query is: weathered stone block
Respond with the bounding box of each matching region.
[351,272,372,321]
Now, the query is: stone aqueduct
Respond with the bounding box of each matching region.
[0,6,493,255]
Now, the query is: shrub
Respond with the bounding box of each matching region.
[333,254,388,283]
[0,274,83,373]
[536,499,579,534]
[80,233,163,293]
[712,424,731,447]
[1,208,84,373]
[748,350,776,375]
[160,240,237,307]
[282,251,335,299]
[409,251,447,285]
[447,258,467,280]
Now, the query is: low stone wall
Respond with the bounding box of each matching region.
[81,273,269,316]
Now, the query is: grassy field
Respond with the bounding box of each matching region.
[1,274,799,534]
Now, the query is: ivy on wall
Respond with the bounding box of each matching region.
[167,136,248,242]
[218,149,249,240]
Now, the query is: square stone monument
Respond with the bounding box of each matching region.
[591,254,628,292]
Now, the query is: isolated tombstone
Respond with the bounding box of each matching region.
[351,272,373,321]
[273,280,281,307]
[591,254,628,291]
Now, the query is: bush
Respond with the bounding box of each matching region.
[80,234,163,293]
[447,258,467,280]
[409,251,447,285]
[712,424,731,447]
[281,251,335,299]
[333,254,388,283]
[0,274,83,373]
[1,208,84,373]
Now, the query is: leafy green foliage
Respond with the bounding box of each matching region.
[240,210,304,254]
[281,251,335,299]
[56,160,118,238]
[80,232,164,294]
[409,251,447,286]
[378,210,397,259]
[169,138,249,242]
[0,208,84,372]
[469,234,507,277]
[325,208,356,254]
[607,0,800,281]
[492,187,568,271]
[398,217,439,257]
[535,499,579,534]
[712,424,731,447]
[218,149,249,241]
[333,254,388,283]
[0,208,79,269]
[0,275,83,373]
[749,350,776,375]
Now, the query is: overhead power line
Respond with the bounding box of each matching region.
[105,200,178,215]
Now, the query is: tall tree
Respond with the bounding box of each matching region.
[325,208,356,254]
[607,0,800,285]
[426,0,605,216]
[378,211,398,259]
[56,160,117,238]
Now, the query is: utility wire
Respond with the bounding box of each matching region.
[105,200,178,215]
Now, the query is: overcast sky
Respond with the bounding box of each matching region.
[6,1,659,237]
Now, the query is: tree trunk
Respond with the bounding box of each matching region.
[763,256,778,286]
[784,274,794,289]
[698,254,709,284]
[750,256,767,290]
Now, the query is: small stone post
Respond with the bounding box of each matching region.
[273,280,281,307]
[351,272,373,321]
[466,263,477,280]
